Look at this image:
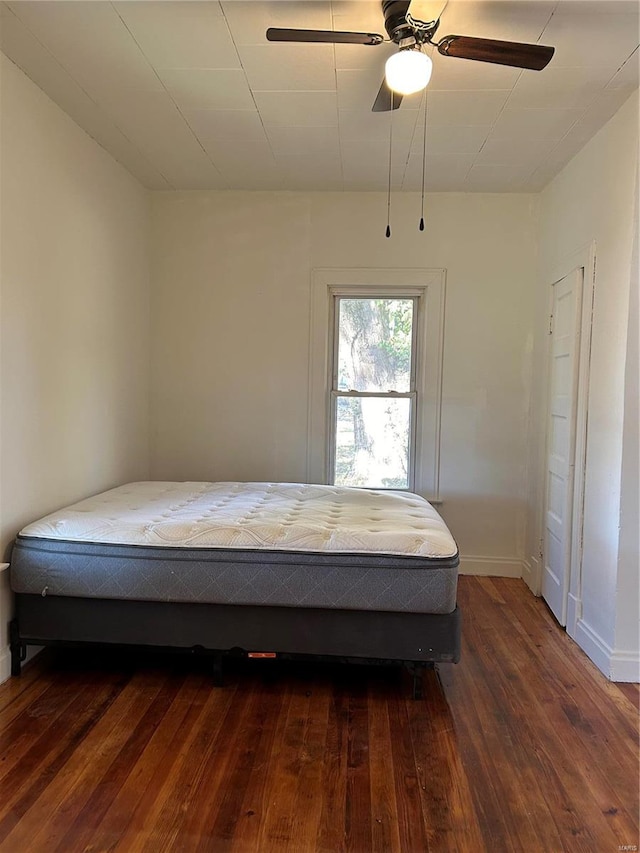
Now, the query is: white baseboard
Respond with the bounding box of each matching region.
[610,650,640,683]
[0,644,42,685]
[0,647,10,685]
[566,592,581,636]
[574,618,614,676]
[459,555,523,578]
[522,557,542,594]
[574,617,640,683]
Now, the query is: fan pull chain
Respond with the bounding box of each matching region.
[419,85,429,231]
[386,93,394,238]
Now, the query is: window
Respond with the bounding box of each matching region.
[309,269,445,499]
[331,296,417,490]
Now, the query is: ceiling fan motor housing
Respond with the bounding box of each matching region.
[382,0,416,44]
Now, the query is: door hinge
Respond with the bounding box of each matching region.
[548,313,554,335]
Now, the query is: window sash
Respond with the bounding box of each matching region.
[331,295,419,395]
[329,391,417,490]
[329,294,420,490]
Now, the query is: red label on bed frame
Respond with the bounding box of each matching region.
[247,652,277,659]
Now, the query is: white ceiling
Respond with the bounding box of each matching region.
[1,0,638,192]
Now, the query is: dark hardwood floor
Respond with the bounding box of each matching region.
[0,577,637,852]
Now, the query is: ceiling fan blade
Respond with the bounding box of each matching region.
[266,28,383,45]
[437,35,554,70]
[372,79,403,112]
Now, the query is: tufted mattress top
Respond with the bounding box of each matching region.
[18,481,458,559]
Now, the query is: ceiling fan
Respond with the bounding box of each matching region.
[266,0,555,112]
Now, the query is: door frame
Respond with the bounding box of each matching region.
[537,241,595,639]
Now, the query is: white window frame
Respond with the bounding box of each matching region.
[308,268,446,500]
[329,290,420,491]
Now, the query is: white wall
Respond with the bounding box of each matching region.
[150,192,312,486]
[616,178,639,668]
[151,190,539,576]
[0,56,151,676]
[528,92,639,679]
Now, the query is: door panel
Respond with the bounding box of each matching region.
[542,269,583,625]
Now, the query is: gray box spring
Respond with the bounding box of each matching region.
[11,536,459,615]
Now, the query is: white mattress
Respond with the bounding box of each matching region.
[19,481,458,559]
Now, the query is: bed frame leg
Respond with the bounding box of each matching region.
[409,662,434,700]
[9,620,26,677]
[412,664,424,700]
[212,652,223,687]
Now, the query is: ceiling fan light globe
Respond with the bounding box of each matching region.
[385,50,432,95]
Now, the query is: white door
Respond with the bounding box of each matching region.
[542,269,583,625]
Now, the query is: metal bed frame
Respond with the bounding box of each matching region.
[10,594,461,699]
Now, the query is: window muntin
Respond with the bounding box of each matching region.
[330,296,418,490]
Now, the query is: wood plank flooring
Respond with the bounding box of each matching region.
[0,577,637,852]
